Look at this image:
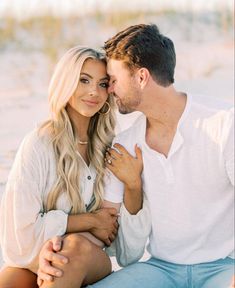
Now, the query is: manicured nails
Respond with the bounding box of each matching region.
[56,271,62,277]
[62,257,68,264]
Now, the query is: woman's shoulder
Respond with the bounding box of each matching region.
[21,127,51,151]
[17,124,54,163]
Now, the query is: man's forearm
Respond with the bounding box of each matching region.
[67,213,95,234]
[123,180,143,215]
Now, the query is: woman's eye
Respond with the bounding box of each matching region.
[100,82,109,88]
[80,78,89,84]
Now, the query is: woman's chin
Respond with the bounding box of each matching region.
[80,110,99,118]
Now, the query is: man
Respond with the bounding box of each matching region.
[38,24,234,287]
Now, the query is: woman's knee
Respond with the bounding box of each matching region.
[0,266,37,288]
[62,234,94,260]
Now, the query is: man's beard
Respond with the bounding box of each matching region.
[118,100,135,114]
[116,89,141,115]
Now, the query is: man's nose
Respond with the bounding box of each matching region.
[108,84,114,94]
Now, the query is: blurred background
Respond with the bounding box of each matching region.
[0,0,234,268]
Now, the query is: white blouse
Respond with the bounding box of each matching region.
[0,129,98,273]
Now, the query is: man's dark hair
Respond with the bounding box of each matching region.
[104,24,176,87]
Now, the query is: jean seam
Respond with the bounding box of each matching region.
[187,265,193,288]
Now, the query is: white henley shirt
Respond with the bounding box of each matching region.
[104,94,234,266]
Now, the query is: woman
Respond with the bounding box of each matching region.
[0,46,121,288]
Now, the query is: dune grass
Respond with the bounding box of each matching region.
[0,8,233,65]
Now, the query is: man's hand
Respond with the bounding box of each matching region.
[37,236,68,286]
[90,207,118,246]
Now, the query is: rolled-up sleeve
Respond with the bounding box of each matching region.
[116,199,151,267]
[106,198,151,267]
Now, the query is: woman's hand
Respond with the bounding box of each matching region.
[105,143,143,190]
[37,236,68,286]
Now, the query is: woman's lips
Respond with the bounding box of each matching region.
[82,99,99,106]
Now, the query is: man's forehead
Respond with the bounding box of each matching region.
[107,59,124,75]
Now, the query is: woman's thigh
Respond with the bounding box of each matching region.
[0,266,38,288]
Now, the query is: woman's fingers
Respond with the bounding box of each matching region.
[51,236,63,251]
[40,257,63,278]
[44,250,68,264]
[37,276,43,287]
[113,143,131,156]
[106,148,122,160]
[37,268,54,282]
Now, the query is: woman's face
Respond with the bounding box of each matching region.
[68,58,109,118]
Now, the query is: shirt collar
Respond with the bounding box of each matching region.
[139,93,192,158]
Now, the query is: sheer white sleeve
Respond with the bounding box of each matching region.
[0,131,68,272]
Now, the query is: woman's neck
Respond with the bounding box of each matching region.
[66,104,90,142]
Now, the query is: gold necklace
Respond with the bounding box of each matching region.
[78,139,88,145]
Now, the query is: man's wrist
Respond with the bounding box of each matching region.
[86,213,97,231]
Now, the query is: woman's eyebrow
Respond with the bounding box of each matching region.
[80,72,109,81]
[80,72,92,78]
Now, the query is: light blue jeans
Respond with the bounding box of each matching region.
[87,257,234,288]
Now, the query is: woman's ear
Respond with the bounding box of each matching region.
[137,68,150,89]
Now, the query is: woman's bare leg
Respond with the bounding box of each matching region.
[41,234,111,288]
[0,266,38,288]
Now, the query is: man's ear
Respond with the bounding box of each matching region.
[137,68,150,89]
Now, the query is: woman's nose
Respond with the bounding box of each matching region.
[89,87,98,96]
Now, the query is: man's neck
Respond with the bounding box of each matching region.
[141,87,187,158]
[140,86,187,131]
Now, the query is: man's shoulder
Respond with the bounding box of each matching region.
[191,94,233,113]
[114,114,145,145]
[190,94,233,120]
[189,94,234,140]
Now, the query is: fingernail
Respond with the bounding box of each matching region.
[46,276,52,281]
[56,271,62,277]
[63,258,68,264]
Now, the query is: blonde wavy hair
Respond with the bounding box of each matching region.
[39,46,116,214]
